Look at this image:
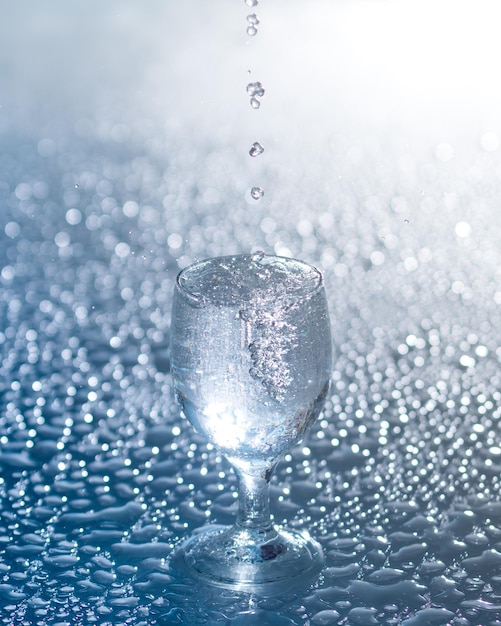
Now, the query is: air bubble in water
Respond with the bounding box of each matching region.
[249,142,264,157]
[251,186,264,200]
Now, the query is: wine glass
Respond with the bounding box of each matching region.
[170,252,332,592]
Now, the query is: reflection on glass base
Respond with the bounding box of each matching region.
[177,524,324,595]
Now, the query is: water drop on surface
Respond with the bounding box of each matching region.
[249,142,264,157]
[244,0,258,6]
[250,97,261,109]
[251,187,264,200]
[247,26,258,37]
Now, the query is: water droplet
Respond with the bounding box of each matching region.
[249,142,264,157]
[247,82,265,109]
[251,186,264,200]
[246,13,259,36]
[247,82,265,97]
[251,251,265,263]
[244,0,258,6]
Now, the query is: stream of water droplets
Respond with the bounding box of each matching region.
[244,0,266,202]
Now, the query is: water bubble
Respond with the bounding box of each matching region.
[251,186,264,200]
[249,142,264,157]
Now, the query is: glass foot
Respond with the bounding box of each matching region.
[177,524,324,594]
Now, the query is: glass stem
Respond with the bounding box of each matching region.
[235,465,274,532]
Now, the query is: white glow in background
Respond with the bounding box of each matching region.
[249,0,501,143]
[2,0,501,144]
[155,1,501,139]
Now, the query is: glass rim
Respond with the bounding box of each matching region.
[174,253,324,307]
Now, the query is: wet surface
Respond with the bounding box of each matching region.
[2,1,501,624]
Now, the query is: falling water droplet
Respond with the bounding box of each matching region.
[251,186,264,200]
[247,82,265,109]
[246,13,260,36]
[247,82,265,97]
[249,142,264,157]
